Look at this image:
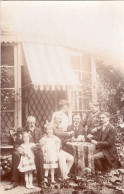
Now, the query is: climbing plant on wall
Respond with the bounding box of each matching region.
[96,61,124,116]
[1,65,15,111]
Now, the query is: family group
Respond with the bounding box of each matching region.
[5,99,119,190]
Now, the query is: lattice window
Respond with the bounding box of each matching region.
[26,86,56,129]
[1,112,14,145]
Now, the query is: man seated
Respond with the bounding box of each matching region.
[6,116,44,190]
[68,114,86,139]
[51,113,74,180]
[91,112,119,172]
[82,102,101,142]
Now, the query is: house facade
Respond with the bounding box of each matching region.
[1,13,97,145]
[1,34,97,145]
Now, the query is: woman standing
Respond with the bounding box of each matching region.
[52,99,70,131]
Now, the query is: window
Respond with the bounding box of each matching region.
[1,45,15,145]
[70,53,92,120]
[70,53,91,82]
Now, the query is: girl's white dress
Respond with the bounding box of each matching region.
[18,143,36,172]
[40,135,60,169]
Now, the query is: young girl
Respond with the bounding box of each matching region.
[17,132,36,189]
[39,123,61,183]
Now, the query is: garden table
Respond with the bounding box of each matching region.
[66,142,95,176]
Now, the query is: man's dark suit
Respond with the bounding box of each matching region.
[95,123,118,170]
[11,127,43,185]
[82,111,101,141]
[68,123,85,138]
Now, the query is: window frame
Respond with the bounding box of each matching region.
[69,54,92,123]
[1,43,22,129]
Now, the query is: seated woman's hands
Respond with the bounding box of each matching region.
[68,131,74,137]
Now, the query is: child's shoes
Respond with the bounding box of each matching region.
[26,182,30,189]
[26,182,35,189]
[29,182,35,189]
[44,178,48,183]
[51,180,56,184]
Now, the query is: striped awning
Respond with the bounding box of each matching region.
[22,43,80,91]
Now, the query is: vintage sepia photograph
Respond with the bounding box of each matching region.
[0,1,124,194]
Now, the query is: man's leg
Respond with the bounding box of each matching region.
[64,151,74,173]
[35,151,44,186]
[58,150,74,179]
[5,151,21,190]
[94,151,105,172]
[11,150,21,183]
